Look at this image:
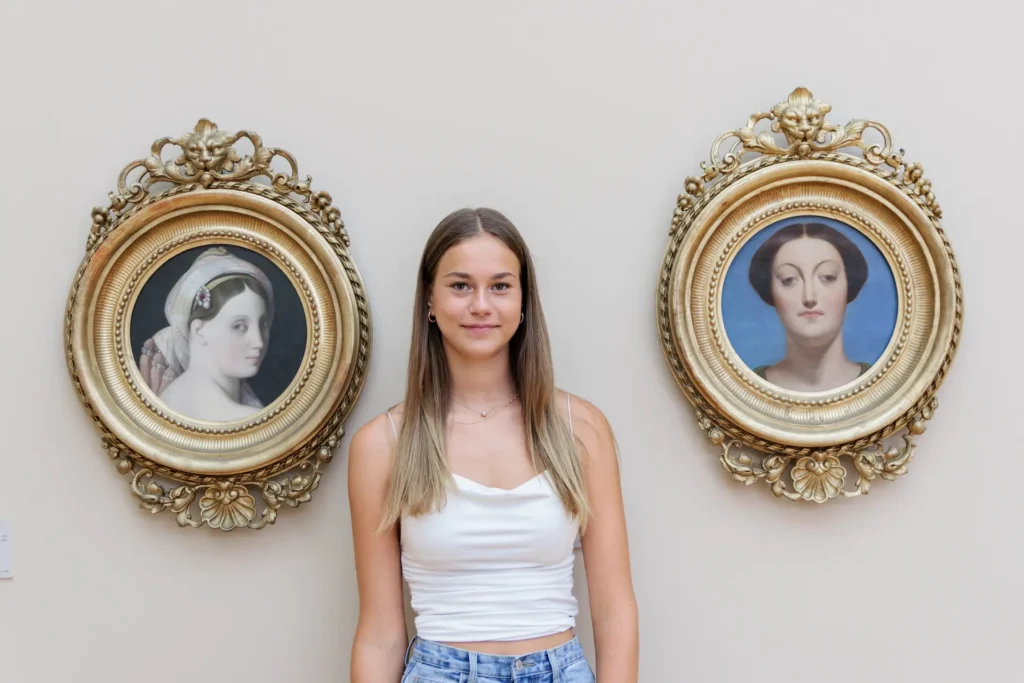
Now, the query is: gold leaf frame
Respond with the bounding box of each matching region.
[657,88,962,503]
[65,119,371,529]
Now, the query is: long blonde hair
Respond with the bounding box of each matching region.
[378,208,590,532]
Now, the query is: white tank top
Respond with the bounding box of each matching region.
[387,398,580,642]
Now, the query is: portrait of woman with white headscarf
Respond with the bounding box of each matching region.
[135,246,285,423]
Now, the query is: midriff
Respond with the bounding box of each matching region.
[438,627,575,656]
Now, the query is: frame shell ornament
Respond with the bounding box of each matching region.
[657,88,962,503]
[65,119,371,529]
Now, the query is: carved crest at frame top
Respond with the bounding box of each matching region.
[669,87,942,237]
[88,118,349,251]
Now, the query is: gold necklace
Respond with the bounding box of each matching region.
[448,394,518,425]
[450,386,516,418]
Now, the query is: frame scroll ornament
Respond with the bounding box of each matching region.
[658,88,961,503]
[66,119,372,529]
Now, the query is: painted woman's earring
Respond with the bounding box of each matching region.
[520,312,525,324]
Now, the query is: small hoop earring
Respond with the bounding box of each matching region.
[427,310,436,323]
[520,312,525,324]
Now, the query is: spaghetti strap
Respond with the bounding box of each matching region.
[385,410,399,440]
[566,393,574,440]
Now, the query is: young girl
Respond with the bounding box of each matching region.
[348,208,639,682]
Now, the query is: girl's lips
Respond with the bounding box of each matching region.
[463,324,499,334]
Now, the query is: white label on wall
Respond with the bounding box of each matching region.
[0,521,11,579]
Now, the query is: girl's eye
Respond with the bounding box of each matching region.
[493,283,510,291]
[821,274,837,283]
[780,276,797,287]
[451,282,469,291]
[233,322,248,333]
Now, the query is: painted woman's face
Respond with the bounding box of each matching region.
[770,237,848,346]
[198,286,269,378]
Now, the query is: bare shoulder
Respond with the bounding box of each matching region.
[555,390,616,465]
[556,389,612,433]
[347,402,405,484]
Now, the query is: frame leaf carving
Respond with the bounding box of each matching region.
[659,88,961,503]
[66,119,371,529]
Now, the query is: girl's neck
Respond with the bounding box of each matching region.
[444,347,515,403]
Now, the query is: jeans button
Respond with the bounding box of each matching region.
[515,660,523,670]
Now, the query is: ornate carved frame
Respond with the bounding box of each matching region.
[657,88,962,503]
[65,120,372,529]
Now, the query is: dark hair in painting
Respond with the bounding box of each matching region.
[748,222,869,306]
[188,275,270,324]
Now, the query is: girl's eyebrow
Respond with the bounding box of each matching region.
[443,271,515,279]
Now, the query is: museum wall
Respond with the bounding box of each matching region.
[0,1,1019,680]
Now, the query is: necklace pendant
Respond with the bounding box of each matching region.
[481,411,487,417]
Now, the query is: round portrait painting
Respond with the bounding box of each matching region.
[128,244,308,424]
[721,216,899,394]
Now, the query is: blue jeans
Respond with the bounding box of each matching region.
[400,635,596,682]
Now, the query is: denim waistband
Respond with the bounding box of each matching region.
[406,634,586,679]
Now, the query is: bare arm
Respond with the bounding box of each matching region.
[348,413,409,683]
[570,394,639,681]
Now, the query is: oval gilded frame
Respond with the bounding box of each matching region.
[657,88,962,503]
[65,119,371,529]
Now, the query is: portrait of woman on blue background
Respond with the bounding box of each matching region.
[721,217,899,393]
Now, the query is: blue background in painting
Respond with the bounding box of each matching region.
[721,216,898,372]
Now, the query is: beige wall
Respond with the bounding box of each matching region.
[1,1,1019,680]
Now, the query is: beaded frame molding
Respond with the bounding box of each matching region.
[657,88,962,503]
[65,119,371,529]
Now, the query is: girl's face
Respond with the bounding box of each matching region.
[429,233,523,361]
[770,236,848,346]
[195,286,269,378]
